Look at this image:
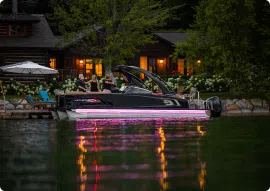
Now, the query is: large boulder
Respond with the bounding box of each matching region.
[251,99,263,107]
[0,99,9,105]
[235,100,249,110]
[5,103,15,110]
[222,99,234,111]
[253,107,269,114]
[227,104,240,111]
[225,99,234,106]
[263,100,270,110]
[242,99,254,110]
[233,99,238,103]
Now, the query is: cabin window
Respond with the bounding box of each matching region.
[8,24,26,36]
[157,58,166,75]
[95,60,102,77]
[50,58,56,69]
[177,59,185,75]
[85,59,93,78]
[140,56,148,79]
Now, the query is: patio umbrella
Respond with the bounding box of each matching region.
[0,61,58,74]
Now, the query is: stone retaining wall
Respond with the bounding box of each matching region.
[221,99,270,115]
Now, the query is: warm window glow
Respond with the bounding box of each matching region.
[85,59,93,69]
[197,60,201,64]
[177,59,184,75]
[157,58,166,75]
[157,59,165,65]
[85,59,93,75]
[76,59,84,70]
[140,56,148,79]
[95,60,102,76]
[49,58,56,69]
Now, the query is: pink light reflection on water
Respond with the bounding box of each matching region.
[75,117,209,131]
[75,116,207,190]
[77,171,197,181]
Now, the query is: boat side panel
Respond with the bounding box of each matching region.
[55,93,189,109]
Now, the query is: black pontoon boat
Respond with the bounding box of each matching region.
[52,65,222,120]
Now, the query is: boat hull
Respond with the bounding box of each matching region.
[65,108,211,120]
[57,110,68,120]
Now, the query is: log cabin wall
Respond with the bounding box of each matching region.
[0,48,48,66]
[0,24,8,36]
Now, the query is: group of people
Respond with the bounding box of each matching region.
[77,73,118,93]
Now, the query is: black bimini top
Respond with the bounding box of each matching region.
[112,65,175,95]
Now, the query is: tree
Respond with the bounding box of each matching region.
[164,0,199,30]
[50,0,171,70]
[173,0,270,98]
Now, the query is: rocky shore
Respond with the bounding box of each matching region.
[221,98,270,115]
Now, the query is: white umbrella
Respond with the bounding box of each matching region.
[0,61,58,74]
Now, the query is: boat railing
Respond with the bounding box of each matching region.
[188,90,214,110]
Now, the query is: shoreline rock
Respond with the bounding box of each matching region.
[221,98,269,114]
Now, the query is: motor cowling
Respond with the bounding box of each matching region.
[205,96,222,117]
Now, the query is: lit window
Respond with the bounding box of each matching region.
[50,58,56,69]
[177,59,184,75]
[85,59,93,70]
[76,59,84,70]
[95,60,102,76]
[140,56,148,79]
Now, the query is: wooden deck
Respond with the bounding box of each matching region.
[0,109,52,119]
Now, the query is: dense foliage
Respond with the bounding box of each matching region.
[173,0,270,98]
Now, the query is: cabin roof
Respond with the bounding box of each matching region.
[154,32,189,44]
[0,13,40,23]
[0,14,58,48]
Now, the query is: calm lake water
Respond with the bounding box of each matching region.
[0,116,270,191]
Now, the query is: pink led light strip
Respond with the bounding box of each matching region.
[75,109,209,115]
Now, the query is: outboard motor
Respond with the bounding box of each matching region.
[205,96,222,117]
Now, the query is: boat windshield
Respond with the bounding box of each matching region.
[150,72,174,92]
[113,66,175,94]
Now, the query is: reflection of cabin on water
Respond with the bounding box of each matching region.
[0,12,195,82]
